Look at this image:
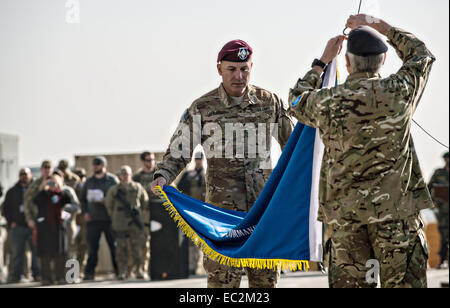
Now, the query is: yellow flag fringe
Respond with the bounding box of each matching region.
[155,186,310,272]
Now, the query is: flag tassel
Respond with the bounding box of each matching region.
[156,186,310,271]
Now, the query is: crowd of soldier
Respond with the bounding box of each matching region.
[0,151,207,285]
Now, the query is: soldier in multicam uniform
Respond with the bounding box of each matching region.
[151,40,294,288]
[428,152,449,268]
[106,166,148,280]
[288,14,436,288]
[57,160,80,190]
[177,152,206,202]
[132,151,160,279]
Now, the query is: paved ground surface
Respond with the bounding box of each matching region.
[0,269,448,288]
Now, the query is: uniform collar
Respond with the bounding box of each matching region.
[218,84,259,109]
[346,72,381,82]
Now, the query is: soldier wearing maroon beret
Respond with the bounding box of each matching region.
[151,39,294,288]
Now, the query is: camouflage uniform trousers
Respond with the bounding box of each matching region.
[115,224,145,278]
[74,222,87,273]
[141,224,151,276]
[326,215,428,288]
[203,255,280,288]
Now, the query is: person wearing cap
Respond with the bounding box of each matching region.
[24,160,54,228]
[151,39,294,288]
[80,156,119,280]
[132,151,159,277]
[288,14,436,288]
[57,159,81,191]
[105,165,148,280]
[428,152,449,269]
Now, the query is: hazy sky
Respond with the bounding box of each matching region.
[0,0,448,180]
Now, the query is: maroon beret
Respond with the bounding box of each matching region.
[217,40,253,63]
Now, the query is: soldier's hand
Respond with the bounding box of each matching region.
[346,14,371,30]
[151,177,167,195]
[346,14,391,36]
[320,35,347,64]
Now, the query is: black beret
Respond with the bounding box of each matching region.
[347,26,388,56]
[444,152,449,159]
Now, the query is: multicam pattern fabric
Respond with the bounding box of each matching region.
[155,84,293,212]
[288,27,436,226]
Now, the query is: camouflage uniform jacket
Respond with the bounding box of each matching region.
[24,177,44,222]
[288,27,436,226]
[64,171,81,191]
[177,167,207,201]
[133,169,160,202]
[105,181,148,232]
[154,84,294,212]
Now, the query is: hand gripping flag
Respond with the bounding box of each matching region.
[156,60,338,271]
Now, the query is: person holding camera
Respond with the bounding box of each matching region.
[29,173,72,285]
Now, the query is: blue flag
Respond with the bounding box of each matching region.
[156,60,338,271]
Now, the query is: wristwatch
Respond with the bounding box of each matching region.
[312,58,327,69]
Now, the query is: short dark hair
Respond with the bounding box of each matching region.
[140,151,151,161]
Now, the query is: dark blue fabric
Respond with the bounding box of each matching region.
[161,122,317,261]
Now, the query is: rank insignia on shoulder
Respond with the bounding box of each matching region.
[291,95,303,107]
[238,47,250,60]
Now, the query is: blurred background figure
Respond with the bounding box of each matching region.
[177,152,206,201]
[30,173,72,285]
[57,160,80,190]
[54,169,81,261]
[80,156,119,281]
[73,167,88,274]
[106,165,148,280]
[24,160,54,228]
[1,168,40,283]
[176,152,206,276]
[132,152,156,279]
[428,152,449,269]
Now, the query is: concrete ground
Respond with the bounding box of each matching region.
[0,269,447,288]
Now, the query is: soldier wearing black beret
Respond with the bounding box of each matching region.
[288,14,436,288]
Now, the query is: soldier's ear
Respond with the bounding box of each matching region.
[217,63,223,76]
[382,53,387,66]
[345,53,352,74]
